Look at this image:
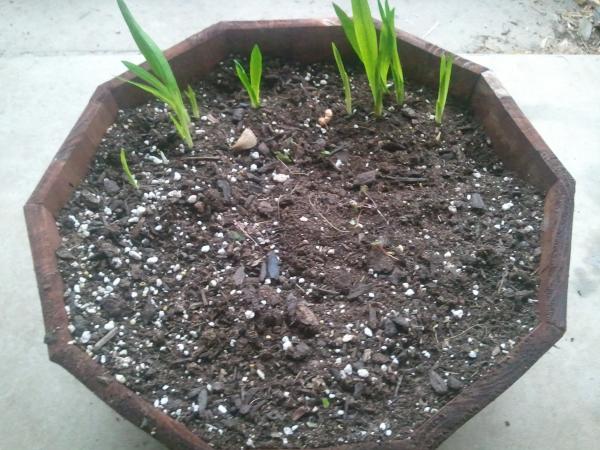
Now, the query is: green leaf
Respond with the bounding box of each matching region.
[250,44,262,105]
[185,85,200,119]
[117,0,178,95]
[321,397,330,408]
[333,3,360,58]
[120,148,138,189]
[123,78,173,107]
[351,0,378,85]
[118,0,192,147]
[332,43,352,115]
[122,60,170,97]
[435,53,454,124]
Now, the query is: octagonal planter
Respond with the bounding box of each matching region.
[24,19,574,450]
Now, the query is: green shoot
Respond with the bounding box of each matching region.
[333,0,405,116]
[185,85,200,119]
[435,53,454,125]
[120,148,138,189]
[332,43,352,115]
[274,151,293,164]
[321,397,331,408]
[117,0,192,148]
[234,44,263,108]
[378,0,404,104]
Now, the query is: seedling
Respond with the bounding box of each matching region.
[120,148,139,189]
[378,0,404,104]
[333,0,405,116]
[234,44,263,108]
[435,53,454,125]
[331,43,352,115]
[185,85,200,119]
[117,0,193,147]
[321,397,331,408]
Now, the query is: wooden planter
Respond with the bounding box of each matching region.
[24,20,574,450]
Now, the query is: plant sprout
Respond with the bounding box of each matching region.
[333,0,405,116]
[120,148,138,189]
[331,43,352,115]
[185,85,200,119]
[117,0,193,147]
[435,53,454,125]
[378,0,404,104]
[234,44,263,108]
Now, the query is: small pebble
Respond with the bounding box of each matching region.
[201,245,210,253]
[115,374,126,383]
[245,310,256,320]
[146,256,158,265]
[501,202,514,211]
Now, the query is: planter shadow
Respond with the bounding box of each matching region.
[24,19,574,450]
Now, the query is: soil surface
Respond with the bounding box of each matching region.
[57,57,543,449]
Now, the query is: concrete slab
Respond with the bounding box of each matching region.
[0,12,598,449]
[0,0,578,56]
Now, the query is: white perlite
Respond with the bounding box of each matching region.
[146,256,158,265]
[364,327,373,337]
[200,245,210,253]
[451,309,464,319]
[405,288,415,297]
[217,404,227,414]
[357,368,369,378]
[80,330,91,344]
[468,350,478,359]
[186,195,198,204]
[272,172,290,183]
[115,374,126,383]
[128,250,142,261]
[282,336,293,351]
[342,334,354,343]
[501,201,514,210]
[244,310,256,320]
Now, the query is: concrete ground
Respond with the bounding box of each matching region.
[1,1,599,450]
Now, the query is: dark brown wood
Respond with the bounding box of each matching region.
[23,19,574,450]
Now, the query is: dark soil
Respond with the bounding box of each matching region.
[56,57,542,449]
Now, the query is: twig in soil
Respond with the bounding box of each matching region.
[233,220,259,246]
[308,194,350,234]
[93,327,119,352]
[180,156,222,161]
[314,286,340,296]
[360,187,389,225]
[380,175,428,184]
[447,324,487,341]
[200,289,208,306]
[496,268,509,294]
[394,375,404,397]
